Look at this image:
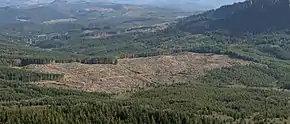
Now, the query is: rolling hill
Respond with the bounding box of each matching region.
[0,6,69,24]
[1,0,290,123]
[0,1,191,36]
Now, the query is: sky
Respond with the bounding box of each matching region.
[205,0,245,6]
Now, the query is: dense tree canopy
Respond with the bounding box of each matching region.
[0,0,290,123]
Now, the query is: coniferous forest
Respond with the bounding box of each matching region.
[1,0,290,123]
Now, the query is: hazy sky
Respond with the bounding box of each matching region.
[177,0,246,8]
[208,0,245,6]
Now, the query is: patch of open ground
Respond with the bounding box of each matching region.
[26,53,249,93]
[42,18,77,24]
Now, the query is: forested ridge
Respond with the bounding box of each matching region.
[177,0,290,35]
[1,0,290,123]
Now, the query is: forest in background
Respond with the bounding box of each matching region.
[1,0,290,123]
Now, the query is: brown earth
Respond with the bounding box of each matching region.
[26,53,249,93]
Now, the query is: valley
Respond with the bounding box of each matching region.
[1,0,290,123]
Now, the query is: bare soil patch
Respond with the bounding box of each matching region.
[26,53,249,93]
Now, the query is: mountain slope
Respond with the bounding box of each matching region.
[177,0,290,35]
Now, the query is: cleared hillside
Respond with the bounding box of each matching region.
[26,53,249,93]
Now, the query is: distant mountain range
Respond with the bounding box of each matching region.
[109,0,246,11]
[0,0,245,11]
[0,0,192,28]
